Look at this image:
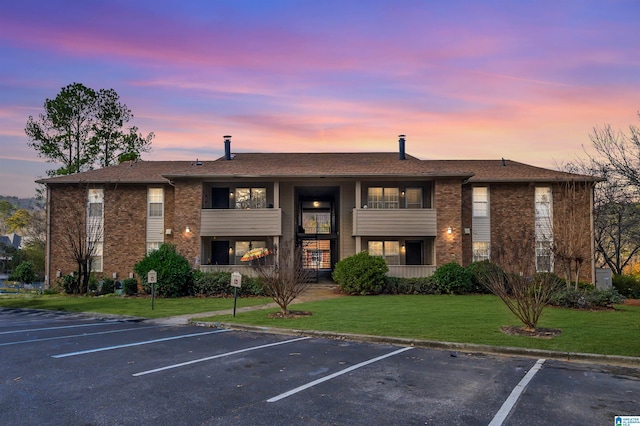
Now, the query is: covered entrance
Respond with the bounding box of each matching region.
[296,186,339,282]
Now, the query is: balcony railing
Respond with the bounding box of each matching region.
[352,208,437,236]
[387,265,436,278]
[200,208,282,236]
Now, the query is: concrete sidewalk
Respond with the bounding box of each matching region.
[146,284,343,326]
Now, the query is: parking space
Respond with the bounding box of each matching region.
[1,308,638,425]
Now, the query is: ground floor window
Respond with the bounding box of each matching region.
[472,242,490,262]
[90,242,103,272]
[368,241,400,265]
[536,240,553,272]
[146,242,161,254]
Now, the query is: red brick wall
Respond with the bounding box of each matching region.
[173,179,201,266]
[48,185,86,281]
[435,179,463,265]
[103,184,147,279]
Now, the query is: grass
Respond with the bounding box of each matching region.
[0,294,272,319]
[2,292,638,357]
[196,295,640,357]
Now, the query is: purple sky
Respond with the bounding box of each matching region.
[1,0,638,197]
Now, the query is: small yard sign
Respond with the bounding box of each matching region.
[148,270,157,310]
[230,271,242,317]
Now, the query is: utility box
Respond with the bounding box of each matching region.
[595,268,612,290]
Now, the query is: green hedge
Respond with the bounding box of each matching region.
[613,274,640,299]
[193,271,264,297]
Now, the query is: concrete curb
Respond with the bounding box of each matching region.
[192,321,640,369]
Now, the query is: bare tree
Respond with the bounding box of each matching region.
[482,230,563,332]
[548,180,594,289]
[57,195,103,294]
[255,240,312,315]
[564,157,640,275]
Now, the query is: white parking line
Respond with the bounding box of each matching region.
[267,346,414,403]
[0,325,162,347]
[52,329,231,358]
[0,322,117,335]
[133,336,311,377]
[489,358,546,426]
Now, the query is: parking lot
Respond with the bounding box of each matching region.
[1,308,638,425]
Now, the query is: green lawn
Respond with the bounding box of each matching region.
[197,295,640,357]
[2,293,638,357]
[0,294,272,319]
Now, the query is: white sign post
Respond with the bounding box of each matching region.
[230,272,242,317]
[148,270,157,310]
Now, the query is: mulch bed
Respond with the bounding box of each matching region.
[624,299,640,306]
[267,310,313,319]
[500,326,562,339]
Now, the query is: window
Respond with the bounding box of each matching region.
[405,188,423,209]
[536,241,552,272]
[88,188,103,218]
[90,242,103,272]
[87,189,104,272]
[535,187,553,272]
[368,240,400,265]
[367,187,399,209]
[148,188,164,217]
[302,212,331,234]
[146,242,161,254]
[235,188,266,209]
[473,242,490,262]
[235,241,266,264]
[473,187,488,217]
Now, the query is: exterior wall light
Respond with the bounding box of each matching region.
[186,226,191,233]
[447,226,453,234]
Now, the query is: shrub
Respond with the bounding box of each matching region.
[100,277,115,295]
[134,244,193,297]
[549,288,624,309]
[431,262,473,294]
[58,274,76,294]
[467,261,503,294]
[382,276,437,294]
[612,274,640,299]
[193,271,264,297]
[123,278,139,296]
[332,251,388,295]
[9,261,36,284]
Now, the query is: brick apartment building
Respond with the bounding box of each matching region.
[38,136,597,286]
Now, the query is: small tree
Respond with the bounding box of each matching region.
[481,230,563,332]
[10,260,36,285]
[255,241,312,314]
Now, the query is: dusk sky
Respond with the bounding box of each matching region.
[1,0,638,197]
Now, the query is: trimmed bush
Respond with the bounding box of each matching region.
[431,262,473,294]
[123,278,138,296]
[549,288,624,309]
[332,251,388,295]
[193,271,264,297]
[382,276,437,295]
[134,244,193,297]
[100,277,115,295]
[612,274,640,299]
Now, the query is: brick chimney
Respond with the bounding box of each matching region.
[398,134,406,160]
[224,135,232,160]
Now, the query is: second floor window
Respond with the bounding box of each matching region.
[148,188,164,217]
[473,187,488,217]
[235,188,266,209]
[368,187,399,209]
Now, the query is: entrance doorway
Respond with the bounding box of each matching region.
[211,240,230,265]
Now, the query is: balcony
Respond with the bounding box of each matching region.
[352,208,437,236]
[200,208,282,236]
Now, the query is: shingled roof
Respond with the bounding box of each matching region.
[37,153,597,185]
